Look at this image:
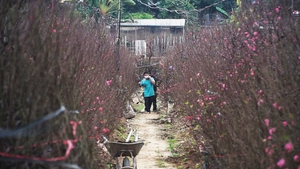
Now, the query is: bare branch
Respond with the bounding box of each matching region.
[135,0,226,15]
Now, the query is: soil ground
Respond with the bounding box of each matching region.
[102,89,202,169]
[128,112,176,169]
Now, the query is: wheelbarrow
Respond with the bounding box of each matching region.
[103,129,144,169]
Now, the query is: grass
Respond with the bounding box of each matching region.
[156,159,167,168]
[167,137,180,157]
[131,103,144,112]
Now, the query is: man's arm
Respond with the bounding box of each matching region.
[139,79,144,87]
[150,78,155,85]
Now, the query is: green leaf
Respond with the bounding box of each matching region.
[216,6,230,18]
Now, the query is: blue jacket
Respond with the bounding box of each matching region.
[140,78,155,97]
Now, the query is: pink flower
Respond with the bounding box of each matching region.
[265,147,274,155]
[99,107,103,111]
[294,155,299,162]
[269,127,276,135]
[53,29,56,33]
[273,103,278,108]
[264,119,270,126]
[258,99,264,105]
[275,7,280,13]
[94,126,98,130]
[102,128,110,133]
[284,142,293,153]
[268,135,272,140]
[277,158,285,168]
[250,69,255,76]
[253,32,258,36]
[282,121,287,126]
[106,80,112,86]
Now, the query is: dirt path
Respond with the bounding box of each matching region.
[128,112,176,169]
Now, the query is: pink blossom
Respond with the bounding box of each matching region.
[269,127,276,135]
[265,147,274,155]
[284,142,293,153]
[253,32,258,36]
[264,119,270,126]
[277,16,281,20]
[106,80,112,86]
[277,158,285,168]
[247,44,253,50]
[265,147,269,153]
[96,97,100,100]
[294,155,299,162]
[258,89,263,94]
[282,121,287,126]
[94,126,98,130]
[273,103,278,108]
[102,128,110,133]
[268,135,272,140]
[53,29,56,33]
[250,69,255,76]
[257,99,264,105]
[99,107,103,111]
[278,106,282,110]
[275,7,280,13]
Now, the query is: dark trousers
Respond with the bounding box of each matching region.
[152,94,157,111]
[144,96,153,113]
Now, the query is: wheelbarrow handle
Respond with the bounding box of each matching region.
[125,129,135,142]
[102,135,109,143]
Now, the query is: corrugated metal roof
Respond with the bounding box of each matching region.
[120,19,185,27]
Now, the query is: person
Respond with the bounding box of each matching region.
[139,71,155,113]
[150,73,158,112]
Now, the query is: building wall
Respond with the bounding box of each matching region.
[118,27,184,56]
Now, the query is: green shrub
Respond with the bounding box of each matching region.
[131,12,153,19]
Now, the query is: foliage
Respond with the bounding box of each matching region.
[130,12,153,19]
[161,0,300,168]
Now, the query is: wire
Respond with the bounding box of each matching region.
[0,106,66,139]
[135,0,227,15]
